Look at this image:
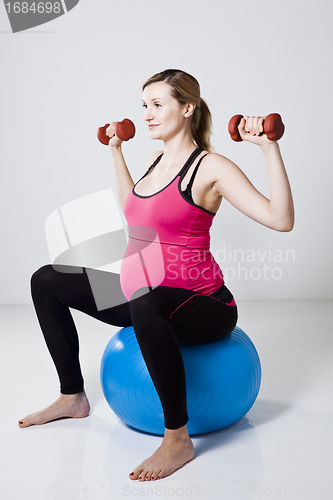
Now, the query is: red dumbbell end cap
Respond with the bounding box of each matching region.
[228,115,244,142]
[264,113,285,141]
[97,124,111,145]
[116,119,136,142]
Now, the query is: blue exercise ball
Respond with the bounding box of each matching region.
[100,325,261,435]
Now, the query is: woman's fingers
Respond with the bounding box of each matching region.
[258,116,264,135]
[239,116,266,137]
[238,117,247,138]
[243,116,259,135]
[237,116,269,145]
[106,121,124,149]
[244,115,251,134]
[106,122,117,139]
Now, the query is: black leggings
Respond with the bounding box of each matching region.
[30,265,238,430]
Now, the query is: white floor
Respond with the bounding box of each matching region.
[1,301,332,500]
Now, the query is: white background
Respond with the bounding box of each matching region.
[1,4,332,499]
[1,0,333,302]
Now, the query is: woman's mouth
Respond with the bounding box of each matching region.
[148,124,159,130]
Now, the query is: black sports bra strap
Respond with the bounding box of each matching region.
[141,153,164,179]
[185,153,210,191]
[178,148,203,176]
[142,148,202,181]
[152,153,164,167]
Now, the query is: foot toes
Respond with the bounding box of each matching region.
[144,470,154,481]
[139,469,149,481]
[18,418,32,428]
[150,469,160,481]
[129,467,143,480]
[156,469,164,480]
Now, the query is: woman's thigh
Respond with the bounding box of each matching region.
[32,264,132,328]
[130,284,237,345]
[168,286,238,345]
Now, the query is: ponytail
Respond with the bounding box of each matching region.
[191,98,214,152]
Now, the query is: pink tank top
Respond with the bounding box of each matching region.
[120,148,224,300]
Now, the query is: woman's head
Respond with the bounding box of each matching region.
[142,69,214,152]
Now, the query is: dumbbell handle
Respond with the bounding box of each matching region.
[228,113,285,142]
[98,119,135,145]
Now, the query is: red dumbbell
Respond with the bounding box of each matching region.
[97,118,136,145]
[228,113,285,142]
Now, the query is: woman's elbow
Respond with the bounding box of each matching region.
[274,216,295,232]
[280,222,294,232]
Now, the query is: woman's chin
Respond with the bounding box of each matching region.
[149,131,162,141]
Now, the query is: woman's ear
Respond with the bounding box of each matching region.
[184,103,196,118]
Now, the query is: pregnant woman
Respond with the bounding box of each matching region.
[19,69,294,482]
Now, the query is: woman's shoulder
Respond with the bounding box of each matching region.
[200,151,237,176]
[202,150,231,164]
[195,151,245,195]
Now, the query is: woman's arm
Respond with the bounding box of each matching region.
[212,116,294,232]
[107,122,135,212]
[107,121,164,212]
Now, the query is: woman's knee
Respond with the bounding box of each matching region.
[30,264,57,295]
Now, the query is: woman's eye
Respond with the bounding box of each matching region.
[142,103,161,109]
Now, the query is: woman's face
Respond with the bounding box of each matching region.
[142,82,193,142]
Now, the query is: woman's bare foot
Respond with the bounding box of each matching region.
[18,392,90,428]
[129,425,194,481]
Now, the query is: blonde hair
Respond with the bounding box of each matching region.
[142,69,214,152]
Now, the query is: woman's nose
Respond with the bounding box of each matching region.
[144,107,153,122]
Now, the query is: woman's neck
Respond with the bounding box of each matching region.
[161,134,198,170]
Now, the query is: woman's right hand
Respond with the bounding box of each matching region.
[106,122,123,149]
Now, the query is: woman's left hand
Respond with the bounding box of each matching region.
[238,116,273,146]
